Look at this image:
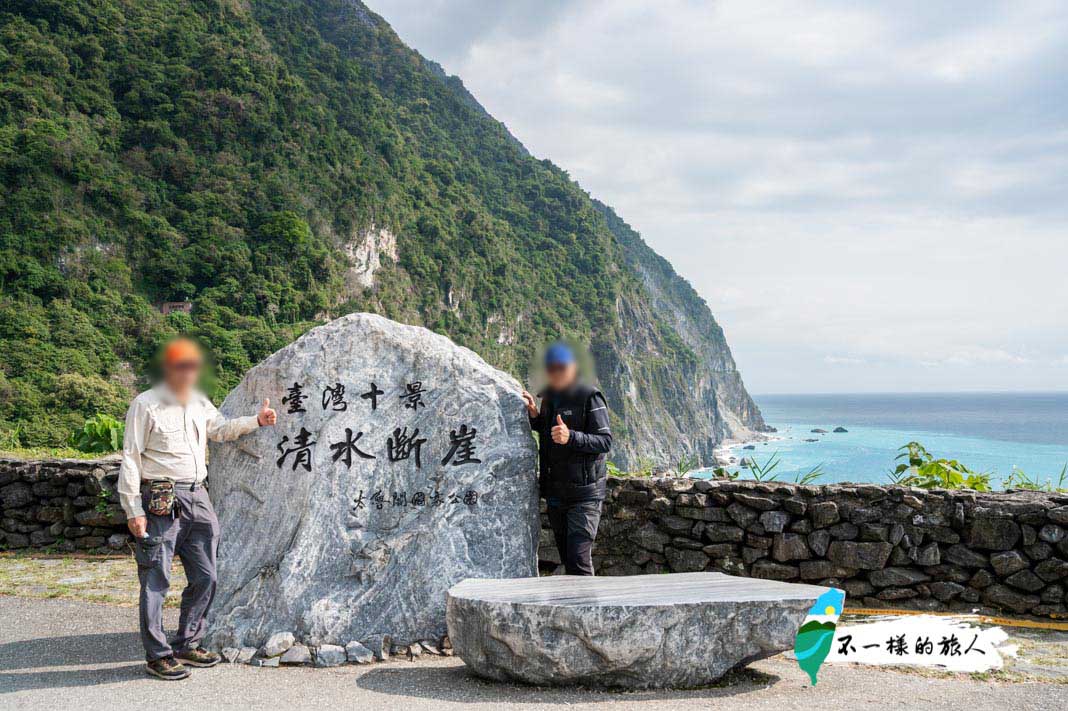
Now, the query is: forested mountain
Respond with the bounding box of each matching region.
[0,0,766,466]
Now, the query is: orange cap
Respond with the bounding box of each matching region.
[163,338,203,367]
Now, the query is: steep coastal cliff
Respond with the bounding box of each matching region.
[0,0,765,467]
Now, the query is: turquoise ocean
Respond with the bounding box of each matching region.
[698,392,1068,487]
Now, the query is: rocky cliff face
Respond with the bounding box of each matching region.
[593,202,768,467]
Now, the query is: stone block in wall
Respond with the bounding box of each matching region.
[799,561,855,580]
[702,543,737,559]
[982,584,1039,614]
[771,533,810,562]
[656,515,693,536]
[1049,506,1068,525]
[967,517,1021,550]
[664,547,708,572]
[828,522,858,540]
[1025,543,1052,560]
[908,542,940,566]
[628,522,670,553]
[702,524,744,543]
[990,551,1029,576]
[922,526,960,544]
[1004,570,1045,592]
[617,490,650,506]
[759,511,789,533]
[648,497,672,515]
[868,567,930,587]
[807,530,830,557]
[929,581,966,601]
[726,503,757,528]
[750,560,798,581]
[733,493,777,511]
[2,532,29,548]
[1041,584,1064,602]
[943,544,988,568]
[1034,558,1068,581]
[676,506,726,522]
[671,537,703,551]
[808,501,839,528]
[1039,524,1066,544]
[741,547,765,565]
[826,541,892,570]
[1,482,33,509]
[877,587,917,601]
[842,579,874,597]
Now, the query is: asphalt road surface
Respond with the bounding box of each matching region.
[0,597,1063,710]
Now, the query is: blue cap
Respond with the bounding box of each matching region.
[544,342,575,368]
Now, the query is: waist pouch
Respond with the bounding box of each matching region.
[146,481,176,517]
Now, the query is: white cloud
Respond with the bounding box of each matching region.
[371,0,1068,392]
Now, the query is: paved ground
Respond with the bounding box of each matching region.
[0,597,1064,711]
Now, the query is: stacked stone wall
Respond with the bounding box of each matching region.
[540,476,1068,618]
[0,457,130,552]
[4,457,1066,618]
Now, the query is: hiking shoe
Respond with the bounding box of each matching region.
[145,656,190,680]
[175,646,222,668]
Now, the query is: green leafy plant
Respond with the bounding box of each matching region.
[890,442,992,491]
[793,464,825,486]
[94,488,111,514]
[674,453,700,478]
[709,466,740,481]
[735,452,783,482]
[0,424,25,451]
[606,461,623,478]
[1003,464,1068,492]
[68,414,125,454]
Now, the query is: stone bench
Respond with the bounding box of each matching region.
[446,572,832,689]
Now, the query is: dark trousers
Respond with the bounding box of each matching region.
[547,500,603,576]
[135,485,219,661]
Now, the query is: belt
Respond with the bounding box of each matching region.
[140,480,205,492]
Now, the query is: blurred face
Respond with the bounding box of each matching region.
[161,338,203,398]
[163,358,201,396]
[546,362,578,392]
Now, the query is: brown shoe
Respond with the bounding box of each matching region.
[146,656,190,680]
[175,646,222,668]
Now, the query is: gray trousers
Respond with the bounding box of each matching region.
[547,500,602,576]
[135,484,219,661]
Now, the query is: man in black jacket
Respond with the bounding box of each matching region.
[522,343,612,575]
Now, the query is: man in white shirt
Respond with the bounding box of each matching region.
[119,337,276,680]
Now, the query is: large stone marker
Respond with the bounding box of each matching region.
[447,572,832,688]
[204,314,539,650]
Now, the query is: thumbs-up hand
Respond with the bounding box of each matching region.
[257,398,277,427]
[551,414,570,445]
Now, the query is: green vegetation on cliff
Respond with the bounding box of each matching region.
[0,0,762,461]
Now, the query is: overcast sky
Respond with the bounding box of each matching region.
[370,0,1068,394]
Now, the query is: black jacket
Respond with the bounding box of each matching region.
[530,384,612,503]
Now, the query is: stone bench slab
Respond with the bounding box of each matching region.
[447,572,832,689]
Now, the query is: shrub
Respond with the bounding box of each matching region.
[69,413,125,453]
[890,442,992,491]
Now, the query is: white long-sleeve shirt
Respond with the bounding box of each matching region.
[118,385,260,518]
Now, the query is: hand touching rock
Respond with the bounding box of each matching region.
[521,390,539,418]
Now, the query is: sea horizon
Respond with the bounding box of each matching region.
[700,391,1068,488]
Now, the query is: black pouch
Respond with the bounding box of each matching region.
[134,535,164,568]
[147,480,176,517]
